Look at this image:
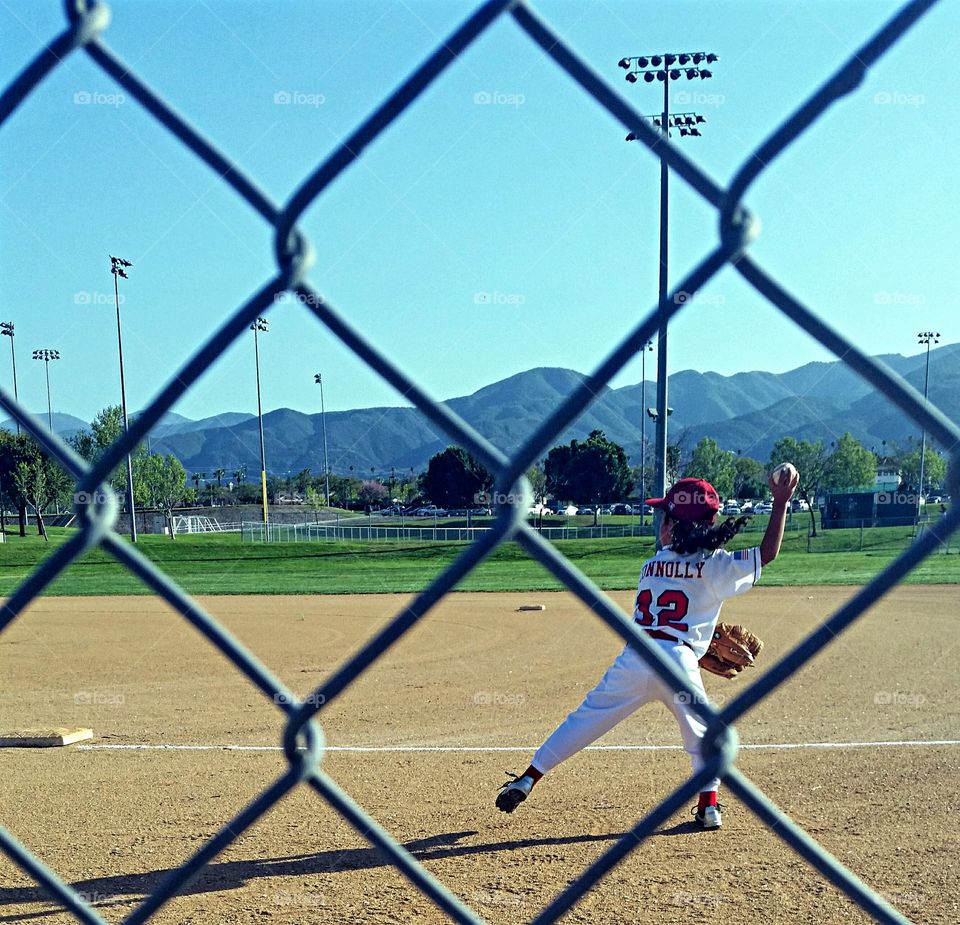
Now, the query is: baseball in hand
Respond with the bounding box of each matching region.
[772,462,797,485]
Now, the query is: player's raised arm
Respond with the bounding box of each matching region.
[760,463,799,566]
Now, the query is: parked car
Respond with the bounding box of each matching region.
[753,502,773,515]
[791,499,810,512]
[414,506,447,517]
[610,503,633,515]
[721,500,741,515]
[555,504,579,516]
[578,506,595,516]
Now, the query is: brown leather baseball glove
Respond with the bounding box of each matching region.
[700,622,764,679]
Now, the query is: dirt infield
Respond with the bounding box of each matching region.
[1,587,957,924]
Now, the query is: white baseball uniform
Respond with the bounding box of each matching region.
[531,544,762,792]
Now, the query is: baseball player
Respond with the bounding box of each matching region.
[496,466,799,829]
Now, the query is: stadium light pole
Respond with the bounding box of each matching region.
[639,339,653,513]
[32,349,60,431]
[916,330,940,513]
[251,317,269,525]
[314,373,331,507]
[1,322,19,435]
[620,51,716,511]
[110,256,138,543]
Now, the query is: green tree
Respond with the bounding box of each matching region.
[895,442,947,495]
[733,456,767,499]
[769,437,827,536]
[683,438,736,499]
[69,405,150,506]
[824,433,876,491]
[0,430,34,536]
[545,430,632,508]
[293,467,313,496]
[14,443,71,541]
[527,463,546,504]
[140,454,188,538]
[326,473,360,508]
[192,472,205,504]
[212,467,227,500]
[422,446,493,509]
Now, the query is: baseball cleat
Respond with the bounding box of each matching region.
[692,804,723,830]
[496,772,533,813]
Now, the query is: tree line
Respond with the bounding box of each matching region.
[1,406,947,538]
[413,430,947,532]
[0,405,188,539]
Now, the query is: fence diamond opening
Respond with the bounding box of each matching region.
[0,1,957,924]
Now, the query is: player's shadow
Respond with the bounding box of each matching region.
[0,823,695,919]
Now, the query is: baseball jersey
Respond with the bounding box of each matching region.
[633,546,762,659]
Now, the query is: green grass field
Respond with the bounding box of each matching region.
[0,521,956,596]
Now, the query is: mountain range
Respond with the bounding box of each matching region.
[5,345,958,477]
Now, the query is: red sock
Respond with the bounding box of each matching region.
[523,765,543,786]
[698,791,718,811]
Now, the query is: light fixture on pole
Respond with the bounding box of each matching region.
[251,317,269,525]
[0,322,19,435]
[31,349,60,431]
[110,255,138,543]
[916,330,940,512]
[646,406,674,485]
[620,51,717,534]
[314,373,331,507]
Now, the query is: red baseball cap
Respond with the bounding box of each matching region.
[645,477,720,523]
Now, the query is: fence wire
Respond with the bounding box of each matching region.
[1,1,958,923]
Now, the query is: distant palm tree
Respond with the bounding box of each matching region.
[192,472,205,504]
[233,466,246,485]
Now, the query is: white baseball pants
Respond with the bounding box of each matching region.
[531,638,721,793]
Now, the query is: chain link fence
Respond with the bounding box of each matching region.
[1,1,958,923]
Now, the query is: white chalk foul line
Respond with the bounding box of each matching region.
[75,740,960,753]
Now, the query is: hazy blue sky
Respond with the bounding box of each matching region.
[1,0,955,427]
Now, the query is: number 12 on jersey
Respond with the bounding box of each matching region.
[634,588,690,632]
